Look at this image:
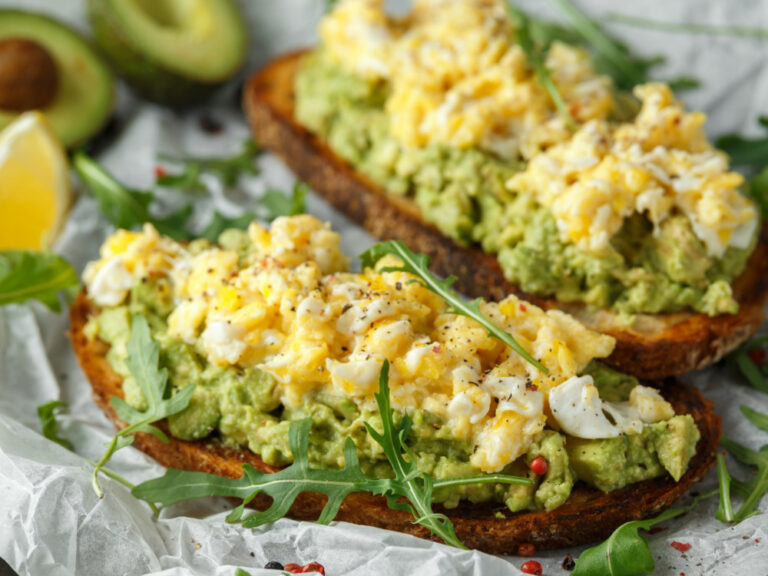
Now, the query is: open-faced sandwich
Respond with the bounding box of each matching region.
[70,215,719,552]
[243,0,768,378]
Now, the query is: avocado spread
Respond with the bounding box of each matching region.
[294,51,757,317]
[85,252,700,514]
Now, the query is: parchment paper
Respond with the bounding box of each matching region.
[1,1,768,574]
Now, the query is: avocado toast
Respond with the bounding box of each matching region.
[242,0,768,379]
[70,215,720,553]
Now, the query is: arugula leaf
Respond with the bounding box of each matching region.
[748,167,768,221]
[548,0,662,90]
[0,251,79,312]
[364,360,465,547]
[716,406,768,524]
[198,182,308,242]
[572,490,716,576]
[158,140,261,190]
[716,453,735,523]
[37,400,73,450]
[92,314,195,498]
[359,240,547,372]
[234,570,251,576]
[716,118,768,170]
[719,432,768,523]
[133,362,531,546]
[263,182,309,220]
[73,151,154,231]
[507,4,577,130]
[727,336,768,395]
[199,211,260,242]
[607,12,768,40]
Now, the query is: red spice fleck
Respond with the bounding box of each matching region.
[518,542,536,557]
[670,541,691,553]
[154,166,167,179]
[530,456,548,475]
[519,304,527,312]
[432,345,442,354]
[284,564,301,573]
[521,560,543,575]
[749,348,767,366]
[756,538,761,543]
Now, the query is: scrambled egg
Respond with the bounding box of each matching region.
[320,0,614,160]
[84,216,678,472]
[507,84,758,258]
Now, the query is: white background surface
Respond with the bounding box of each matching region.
[2,1,768,574]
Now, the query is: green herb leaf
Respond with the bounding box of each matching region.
[716,453,735,523]
[73,151,154,230]
[549,0,661,90]
[716,118,768,170]
[0,251,79,312]
[197,182,308,242]
[607,12,768,40]
[748,167,768,221]
[199,211,260,242]
[359,240,547,372]
[234,569,251,576]
[726,338,768,394]
[507,4,577,130]
[133,362,532,546]
[158,140,261,190]
[37,400,73,450]
[719,432,768,522]
[263,181,309,220]
[92,314,195,499]
[573,491,716,576]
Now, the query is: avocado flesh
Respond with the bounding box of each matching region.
[88,0,247,107]
[0,11,114,148]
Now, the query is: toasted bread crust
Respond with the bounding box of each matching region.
[242,50,768,379]
[70,290,720,553]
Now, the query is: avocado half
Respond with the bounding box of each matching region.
[88,0,248,107]
[0,11,114,148]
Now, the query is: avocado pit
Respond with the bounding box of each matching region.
[0,37,59,111]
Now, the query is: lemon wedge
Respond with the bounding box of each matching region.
[0,111,72,250]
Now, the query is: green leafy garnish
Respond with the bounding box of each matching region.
[157,140,261,190]
[359,240,547,373]
[0,251,79,312]
[717,406,768,523]
[507,4,577,130]
[92,314,195,499]
[37,400,73,450]
[198,182,308,242]
[748,168,768,221]
[572,490,716,576]
[727,336,768,395]
[133,361,531,547]
[548,0,664,90]
[73,151,194,241]
[607,12,768,40]
[717,118,768,171]
[74,151,309,242]
[263,182,309,220]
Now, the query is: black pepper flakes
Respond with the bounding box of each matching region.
[562,554,575,571]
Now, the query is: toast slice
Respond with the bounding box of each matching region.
[242,50,768,380]
[71,290,720,553]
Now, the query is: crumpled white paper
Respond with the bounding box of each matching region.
[2,0,768,574]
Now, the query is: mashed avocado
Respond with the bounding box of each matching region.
[294,51,756,317]
[86,279,700,514]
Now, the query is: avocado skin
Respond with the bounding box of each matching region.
[0,10,114,148]
[87,0,248,108]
